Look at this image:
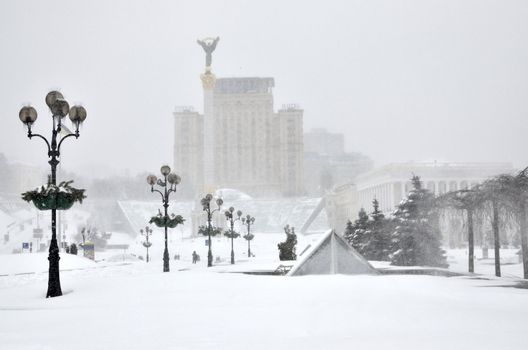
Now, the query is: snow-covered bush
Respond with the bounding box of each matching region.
[278,225,297,261]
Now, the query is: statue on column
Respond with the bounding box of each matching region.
[197,37,220,68]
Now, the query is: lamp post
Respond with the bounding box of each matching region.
[242,214,256,258]
[140,226,153,263]
[18,91,87,298]
[201,194,223,267]
[147,165,181,272]
[224,207,242,264]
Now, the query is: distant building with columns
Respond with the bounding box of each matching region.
[325,161,514,231]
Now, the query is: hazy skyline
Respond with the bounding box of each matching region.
[1,0,527,177]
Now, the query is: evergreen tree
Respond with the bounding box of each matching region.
[345,208,369,255]
[278,225,297,261]
[343,219,354,242]
[362,199,391,261]
[390,175,448,267]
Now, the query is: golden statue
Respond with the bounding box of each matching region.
[197,37,220,68]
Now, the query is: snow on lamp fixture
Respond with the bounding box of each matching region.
[160,165,171,176]
[19,106,38,125]
[69,105,87,123]
[45,91,63,109]
[167,173,181,185]
[147,175,157,186]
[45,91,69,118]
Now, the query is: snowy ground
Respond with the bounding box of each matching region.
[1,236,528,350]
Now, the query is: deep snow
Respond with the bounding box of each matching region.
[1,246,528,350]
[2,217,528,350]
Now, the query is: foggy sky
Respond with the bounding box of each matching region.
[0,0,527,178]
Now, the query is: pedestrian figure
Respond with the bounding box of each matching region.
[192,251,198,264]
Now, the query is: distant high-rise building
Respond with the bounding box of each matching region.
[174,77,304,197]
[303,128,373,196]
[304,128,345,156]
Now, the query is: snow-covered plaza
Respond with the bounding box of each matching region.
[1,232,527,350]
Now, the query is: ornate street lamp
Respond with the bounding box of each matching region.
[140,226,153,263]
[201,194,223,267]
[147,165,183,272]
[242,214,256,258]
[224,207,242,264]
[18,91,87,298]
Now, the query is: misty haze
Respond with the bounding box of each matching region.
[1,1,527,350]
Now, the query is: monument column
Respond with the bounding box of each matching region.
[197,37,220,193]
[190,37,220,237]
[201,68,216,193]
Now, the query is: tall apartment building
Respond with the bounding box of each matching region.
[174,77,303,197]
[173,106,204,195]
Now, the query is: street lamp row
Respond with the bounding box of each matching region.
[18,92,261,301]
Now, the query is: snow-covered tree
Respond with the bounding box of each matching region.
[345,208,369,255]
[390,175,448,267]
[362,199,391,261]
[480,171,528,277]
[344,219,354,241]
[437,187,483,273]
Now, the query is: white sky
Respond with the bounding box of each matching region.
[0,0,527,176]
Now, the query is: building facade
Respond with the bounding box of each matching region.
[325,161,514,231]
[173,106,204,194]
[174,77,304,197]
